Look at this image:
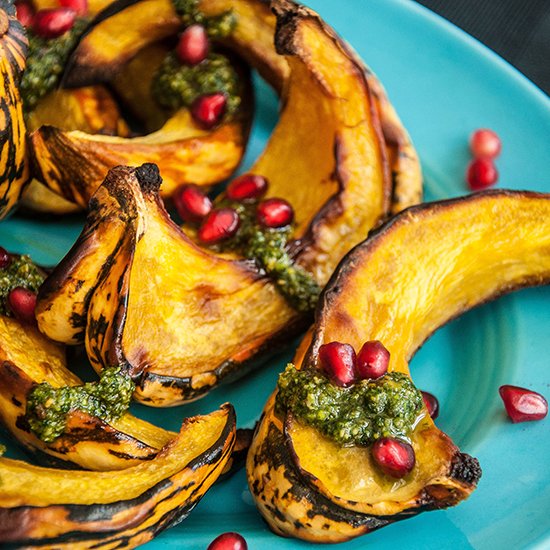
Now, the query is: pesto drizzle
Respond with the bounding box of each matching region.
[172,0,237,37]
[26,367,135,443]
[276,364,423,446]
[20,18,89,111]
[0,255,44,316]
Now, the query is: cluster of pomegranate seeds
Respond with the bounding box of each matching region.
[226,174,268,202]
[177,24,209,66]
[198,208,240,244]
[371,437,416,478]
[8,287,37,325]
[466,128,501,190]
[174,184,212,223]
[0,246,11,269]
[421,390,439,420]
[318,339,390,386]
[499,385,548,423]
[207,532,247,550]
[191,92,227,129]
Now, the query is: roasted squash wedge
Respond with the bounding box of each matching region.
[247,190,550,542]
[0,2,29,220]
[0,404,235,548]
[37,0,392,405]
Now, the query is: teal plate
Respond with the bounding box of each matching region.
[1,0,549,548]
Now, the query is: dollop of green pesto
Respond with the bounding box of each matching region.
[222,203,321,313]
[151,52,241,114]
[0,255,44,316]
[20,18,89,112]
[172,0,237,38]
[276,364,423,446]
[26,367,135,443]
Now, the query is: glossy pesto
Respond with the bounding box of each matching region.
[26,367,135,443]
[172,0,237,37]
[20,18,89,111]
[276,364,423,446]
[0,255,44,316]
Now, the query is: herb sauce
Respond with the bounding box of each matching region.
[172,0,237,37]
[0,255,44,316]
[276,364,423,446]
[26,367,135,443]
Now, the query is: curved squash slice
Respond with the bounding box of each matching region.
[247,190,550,542]
[0,404,235,548]
[0,2,29,219]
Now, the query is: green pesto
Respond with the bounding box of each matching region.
[0,255,44,316]
[26,367,135,443]
[151,52,241,114]
[276,364,423,446]
[20,18,89,112]
[172,0,237,38]
[223,203,321,313]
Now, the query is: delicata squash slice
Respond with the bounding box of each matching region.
[37,0,394,406]
[247,190,550,543]
[0,404,235,549]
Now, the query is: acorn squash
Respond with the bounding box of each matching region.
[37,0,392,406]
[247,190,550,542]
[0,404,235,548]
[0,1,29,220]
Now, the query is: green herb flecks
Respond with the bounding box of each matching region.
[0,255,44,316]
[151,52,241,114]
[172,0,236,38]
[20,18,89,111]
[276,364,423,446]
[26,367,135,443]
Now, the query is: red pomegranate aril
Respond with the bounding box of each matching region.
[198,208,240,244]
[176,24,208,66]
[8,287,37,325]
[470,128,501,159]
[226,174,268,202]
[499,385,548,423]
[59,0,88,15]
[207,532,248,550]
[15,1,35,27]
[318,341,357,386]
[191,92,227,129]
[371,437,415,478]
[356,340,390,380]
[33,8,76,38]
[0,247,11,269]
[421,390,439,420]
[174,184,212,223]
[466,158,498,191]
[257,197,294,228]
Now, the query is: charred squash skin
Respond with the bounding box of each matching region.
[0,2,29,219]
[0,404,235,549]
[247,191,550,542]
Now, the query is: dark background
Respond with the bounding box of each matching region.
[414,0,550,96]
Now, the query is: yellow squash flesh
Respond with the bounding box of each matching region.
[247,190,550,542]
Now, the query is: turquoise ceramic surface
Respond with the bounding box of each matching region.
[1,0,549,548]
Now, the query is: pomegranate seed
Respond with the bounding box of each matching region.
[174,184,212,223]
[8,287,37,325]
[499,385,548,423]
[257,198,294,228]
[371,437,415,478]
[0,247,11,269]
[176,24,208,66]
[466,158,498,191]
[318,342,357,386]
[470,128,501,159]
[226,174,268,202]
[198,208,240,244]
[191,93,227,129]
[356,340,390,380]
[207,532,248,550]
[33,8,76,38]
[422,391,439,420]
[59,0,88,15]
[15,1,35,27]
